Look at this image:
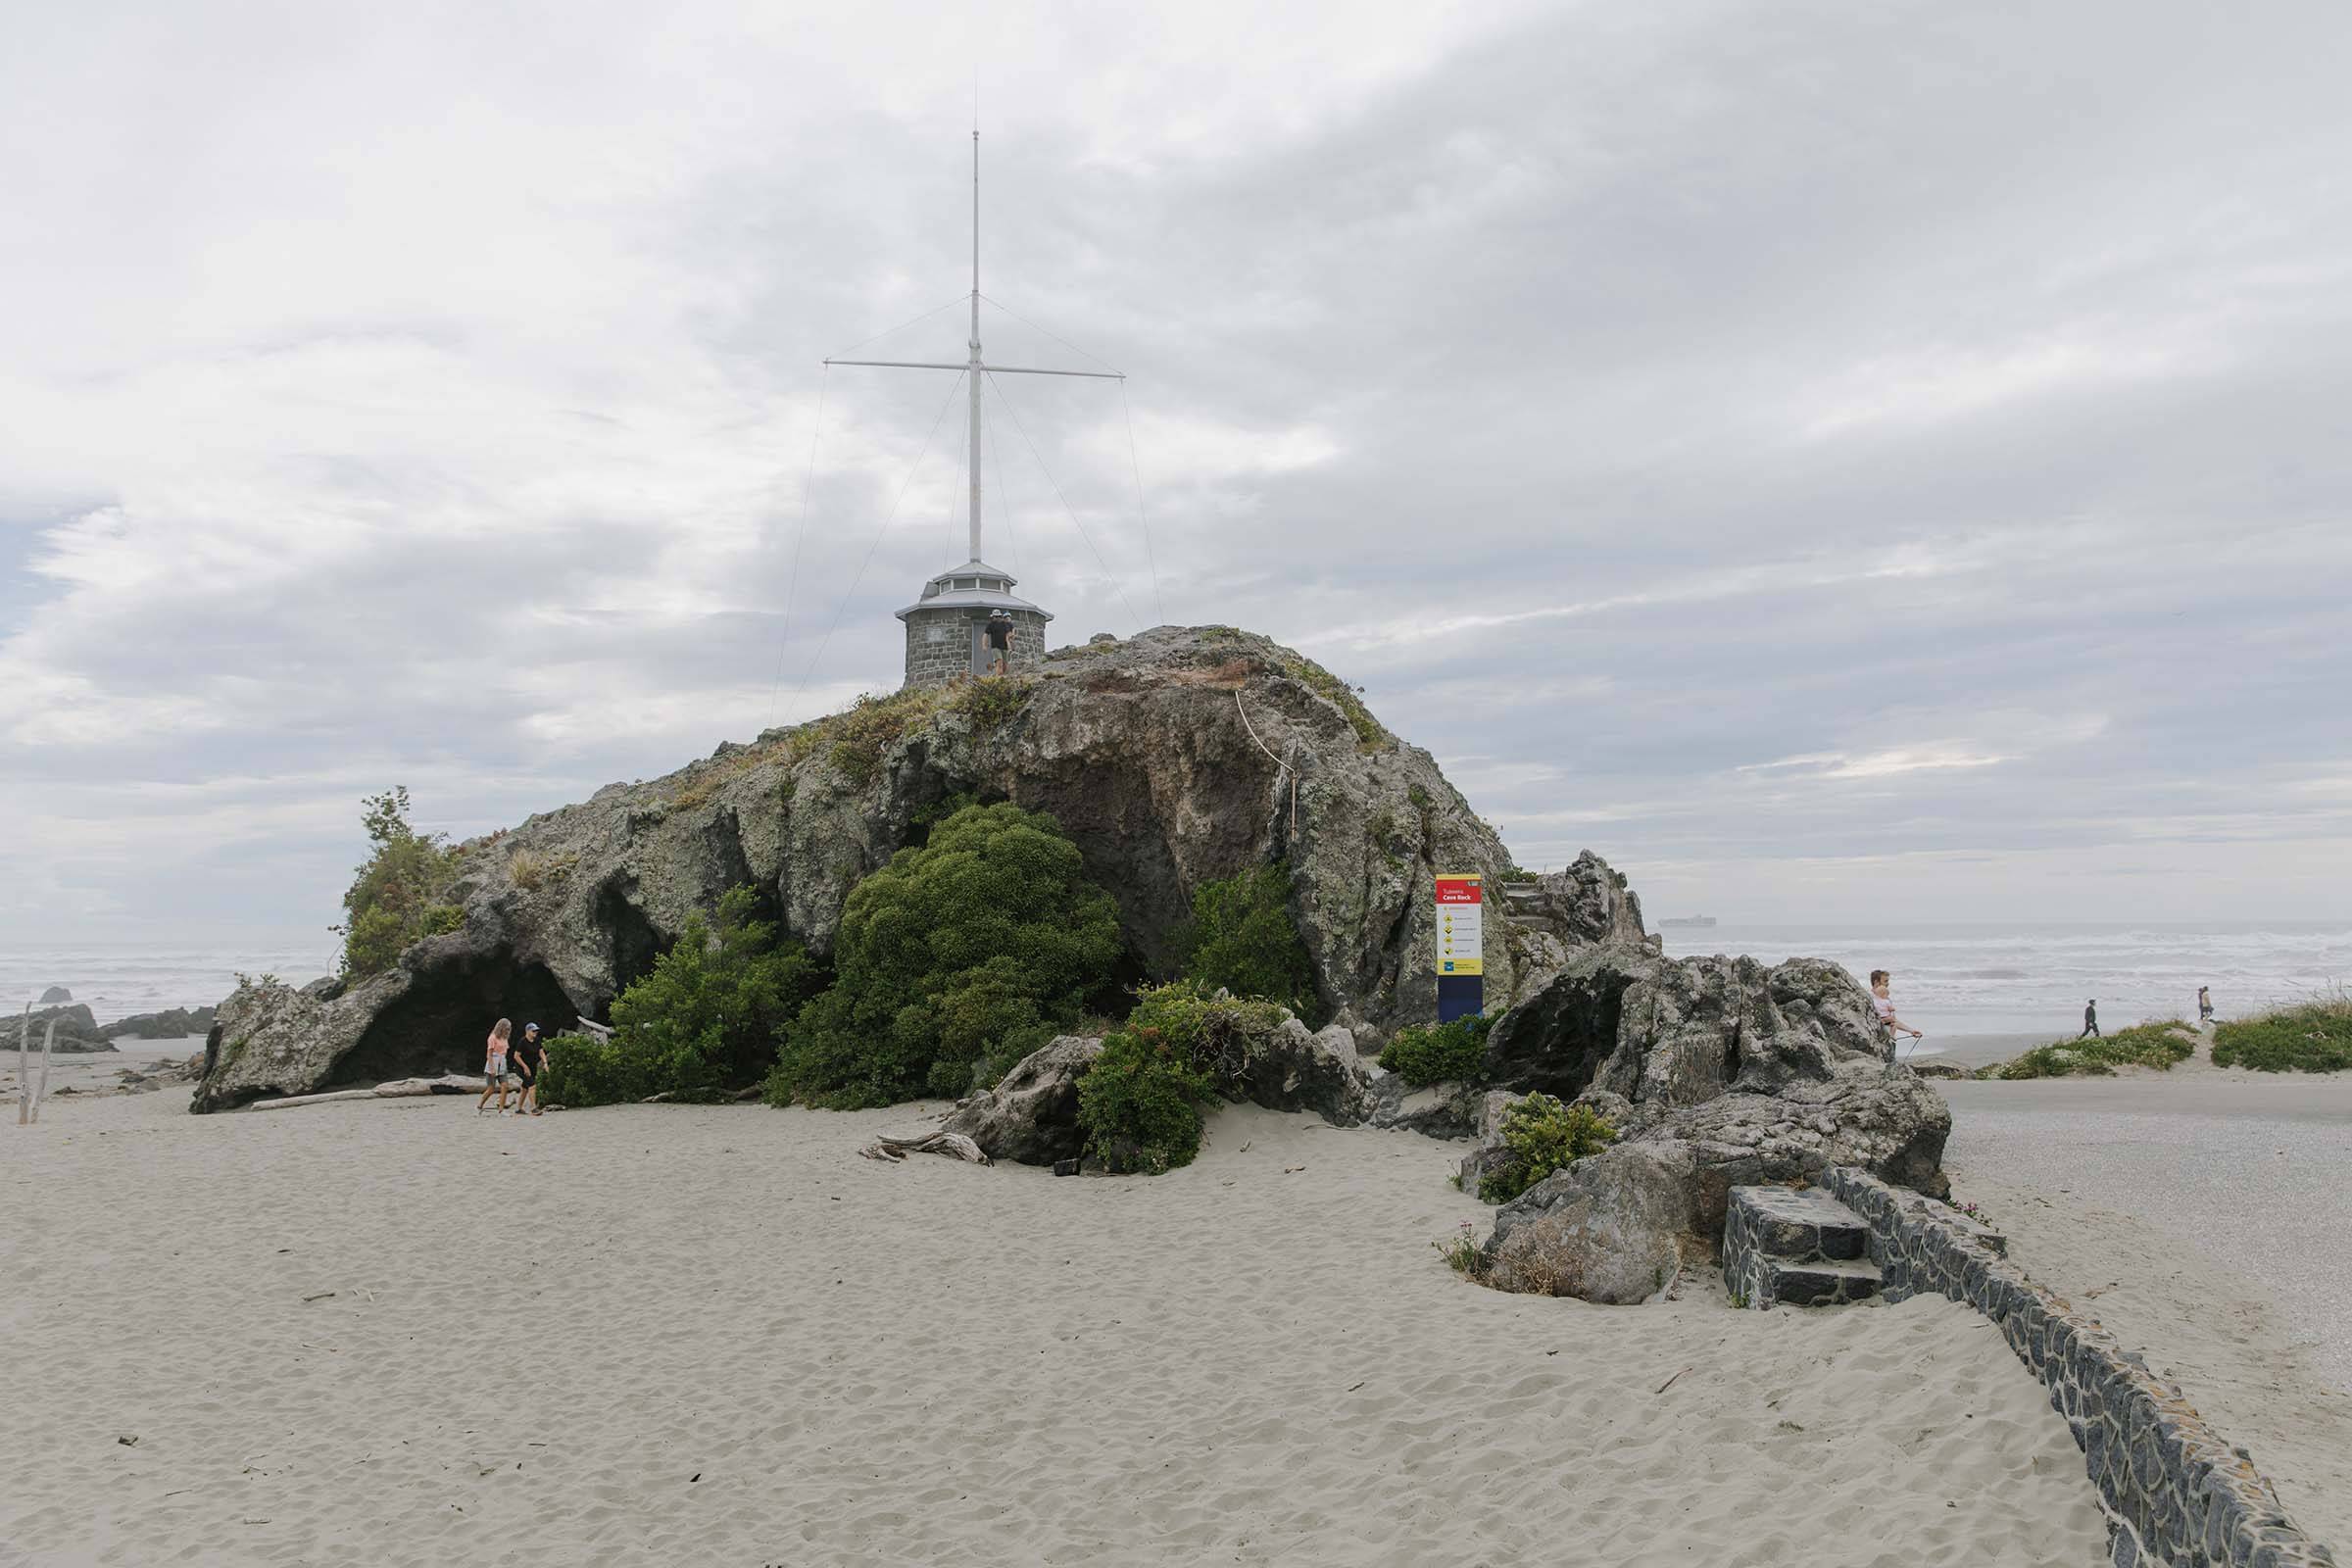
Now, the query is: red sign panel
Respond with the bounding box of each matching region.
[1435,875,1483,906]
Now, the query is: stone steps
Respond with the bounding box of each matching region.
[1723,1185,1883,1309]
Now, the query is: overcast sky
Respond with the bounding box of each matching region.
[3,0,2348,949]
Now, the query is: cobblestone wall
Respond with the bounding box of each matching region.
[903,609,1050,689]
[1823,1166,2336,1568]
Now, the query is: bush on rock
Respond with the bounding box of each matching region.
[1075,1024,1216,1174]
[335,787,462,978]
[1378,1013,1492,1086]
[767,802,1124,1107]
[1180,863,1325,1025]
[546,885,821,1107]
[1478,1093,1618,1203]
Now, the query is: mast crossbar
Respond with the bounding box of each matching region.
[827,358,1123,380]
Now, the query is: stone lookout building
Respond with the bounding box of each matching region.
[897,558,1053,689]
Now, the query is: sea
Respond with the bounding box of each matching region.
[1656,920,2350,1045]
[4,923,2346,1048]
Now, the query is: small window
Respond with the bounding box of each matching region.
[957,577,977,590]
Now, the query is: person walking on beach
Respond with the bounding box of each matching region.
[1869,969,1922,1060]
[478,1018,514,1114]
[510,1022,546,1116]
[2198,986,2215,1026]
[2079,1000,2101,1040]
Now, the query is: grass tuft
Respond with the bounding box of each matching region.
[1976,1020,2199,1080]
[2212,996,2352,1072]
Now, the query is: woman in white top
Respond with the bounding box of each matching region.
[1868,969,1922,1060]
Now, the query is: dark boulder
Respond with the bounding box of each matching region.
[943,1035,1103,1164]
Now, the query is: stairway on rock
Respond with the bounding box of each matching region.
[1723,1185,1884,1308]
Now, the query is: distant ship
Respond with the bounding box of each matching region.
[1659,915,1718,929]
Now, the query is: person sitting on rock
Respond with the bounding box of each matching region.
[478,1018,514,1114]
[1868,969,1922,1060]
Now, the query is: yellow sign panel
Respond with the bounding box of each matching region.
[1435,871,1483,975]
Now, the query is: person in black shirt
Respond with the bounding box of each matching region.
[510,1022,547,1116]
[2078,1000,2100,1040]
[982,612,1014,676]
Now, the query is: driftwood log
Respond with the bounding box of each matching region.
[17,1008,56,1125]
[858,1130,993,1165]
[243,1074,484,1111]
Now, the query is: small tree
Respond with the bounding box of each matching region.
[544,885,821,1107]
[1181,862,1324,1025]
[768,802,1125,1107]
[335,787,461,978]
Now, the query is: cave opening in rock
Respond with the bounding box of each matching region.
[597,876,664,997]
[334,951,579,1085]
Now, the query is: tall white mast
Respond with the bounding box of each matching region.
[967,124,983,562]
[825,123,1126,567]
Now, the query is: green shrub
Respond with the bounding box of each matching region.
[546,886,822,1107]
[1378,1012,1493,1086]
[540,1031,655,1108]
[2212,999,2352,1072]
[1478,1094,1618,1203]
[1181,863,1325,1025]
[1122,980,1291,1096]
[334,787,460,978]
[1075,1024,1217,1174]
[1976,1021,2198,1080]
[768,802,1124,1107]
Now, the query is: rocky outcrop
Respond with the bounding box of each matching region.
[102,1005,218,1041]
[3,1004,113,1054]
[943,1035,1102,1164]
[1229,1019,1376,1127]
[1472,952,1950,1303]
[1454,1090,1525,1197]
[194,626,1639,1110]
[196,948,578,1112]
[38,985,72,1004]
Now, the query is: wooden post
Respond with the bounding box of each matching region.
[14,1002,26,1126]
[29,1018,56,1124]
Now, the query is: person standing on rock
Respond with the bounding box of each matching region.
[1868,970,1923,1061]
[2079,1000,2100,1040]
[478,1018,514,1114]
[510,1022,546,1116]
[982,611,1014,677]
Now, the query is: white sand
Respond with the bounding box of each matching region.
[3,1090,2108,1567]
[1941,1061,2352,1551]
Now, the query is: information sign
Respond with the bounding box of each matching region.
[1434,874,1483,976]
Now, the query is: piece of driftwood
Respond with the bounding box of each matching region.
[14,1001,26,1125]
[31,1019,56,1122]
[573,1018,614,1041]
[858,1130,993,1165]
[244,1074,481,1111]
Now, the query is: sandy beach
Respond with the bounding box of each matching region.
[1938,1055,2352,1551]
[3,1085,2112,1568]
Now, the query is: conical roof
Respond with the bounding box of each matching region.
[895,558,1054,621]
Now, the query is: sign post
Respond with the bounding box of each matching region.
[1434,872,1485,1023]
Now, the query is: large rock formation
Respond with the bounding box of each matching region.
[3,1003,113,1054]
[942,1035,1102,1164]
[1473,948,1949,1304]
[195,627,1619,1110]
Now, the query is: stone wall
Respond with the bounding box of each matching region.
[903,609,1050,689]
[1822,1166,2336,1568]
